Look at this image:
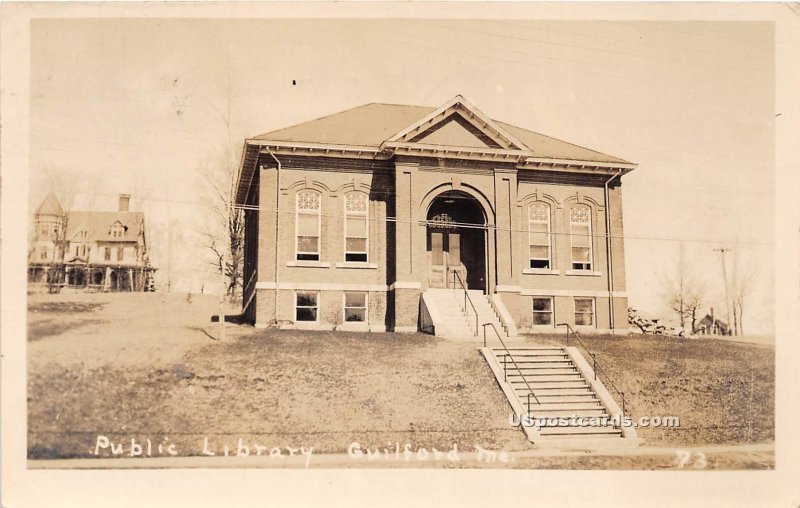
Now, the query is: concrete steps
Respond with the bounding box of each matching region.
[481,346,639,445]
[423,288,514,341]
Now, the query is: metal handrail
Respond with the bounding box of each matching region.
[483,322,541,409]
[487,296,509,337]
[451,269,478,336]
[557,323,628,417]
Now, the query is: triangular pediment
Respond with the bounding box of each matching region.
[409,114,503,149]
[385,95,529,151]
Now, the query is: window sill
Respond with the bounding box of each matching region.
[286,261,331,268]
[338,322,370,331]
[565,270,602,277]
[335,262,378,269]
[523,268,560,275]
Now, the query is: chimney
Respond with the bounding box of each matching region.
[119,193,131,212]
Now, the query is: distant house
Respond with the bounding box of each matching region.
[694,313,731,336]
[28,193,156,292]
[234,95,636,335]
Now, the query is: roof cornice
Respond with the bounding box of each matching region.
[246,138,637,173]
[249,139,386,160]
[385,141,529,162]
[384,94,528,151]
[519,157,637,174]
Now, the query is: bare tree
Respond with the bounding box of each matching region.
[685,289,705,334]
[197,81,244,302]
[199,153,244,301]
[38,168,78,293]
[661,242,706,333]
[729,251,757,336]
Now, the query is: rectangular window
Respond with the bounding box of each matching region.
[104,247,111,261]
[344,291,367,322]
[40,247,48,260]
[345,193,368,262]
[574,298,594,326]
[529,203,551,269]
[532,297,553,325]
[570,206,593,270]
[296,192,321,261]
[295,291,318,322]
[117,247,124,261]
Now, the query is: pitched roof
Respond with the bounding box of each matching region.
[254,103,436,148]
[65,211,144,243]
[496,121,629,164]
[35,192,64,216]
[252,102,630,164]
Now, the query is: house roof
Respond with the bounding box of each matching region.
[35,192,64,216]
[65,211,144,243]
[698,314,729,328]
[237,96,637,206]
[251,101,631,164]
[255,103,435,148]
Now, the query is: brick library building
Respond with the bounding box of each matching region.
[235,96,636,339]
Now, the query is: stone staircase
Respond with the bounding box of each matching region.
[480,346,640,446]
[422,288,509,341]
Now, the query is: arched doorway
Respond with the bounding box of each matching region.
[426,191,487,291]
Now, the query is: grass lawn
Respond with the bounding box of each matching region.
[27,293,525,459]
[27,293,774,466]
[522,332,775,446]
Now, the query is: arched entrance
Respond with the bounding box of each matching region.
[426,191,487,291]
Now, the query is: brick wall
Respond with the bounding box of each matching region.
[251,155,630,333]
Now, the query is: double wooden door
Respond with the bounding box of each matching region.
[428,231,466,288]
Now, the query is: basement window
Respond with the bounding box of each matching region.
[344,291,367,322]
[532,297,553,326]
[574,298,595,326]
[295,291,319,322]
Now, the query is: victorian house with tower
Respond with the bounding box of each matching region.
[28,192,156,292]
[235,95,636,338]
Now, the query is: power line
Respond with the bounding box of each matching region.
[60,190,774,247]
[412,20,764,71]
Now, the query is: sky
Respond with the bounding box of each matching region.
[29,18,775,333]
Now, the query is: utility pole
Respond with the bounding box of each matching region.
[714,247,732,334]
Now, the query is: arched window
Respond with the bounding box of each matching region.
[570,205,593,270]
[296,191,321,261]
[528,203,551,269]
[344,192,368,262]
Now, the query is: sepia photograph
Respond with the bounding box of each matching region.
[2,2,799,507]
